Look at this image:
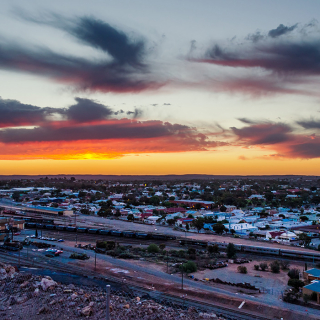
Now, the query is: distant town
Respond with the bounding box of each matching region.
[1,176,320,244]
[1,176,320,319]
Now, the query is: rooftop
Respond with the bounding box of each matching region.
[304,281,320,293]
[305,268,320,277]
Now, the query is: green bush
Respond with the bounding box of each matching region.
[288,279,304,290]
[178,250,186,258]
[237,266,247,274]
[226,243,237,259]
[181,261,197,273]
[259,263,268,271]
[119,252,134,259]
[280,260,290,270]
[288,268,300,279]
[147,243,160,253]
[270,260,280,273]
[207,244,219,254]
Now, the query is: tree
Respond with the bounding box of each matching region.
[181,261,197,273]
[192,217,204,233]
[300,216,309,222]
[127,214,134,222]
[97,208,112,217]
[226,243,236,259]
[149,196,160,206]
[211,223,226,235]
[12,191,20,202]
[259,262,268,271]
[303,294,311,304]
[230,229,236,235]
[80,208,91,215]
[270,260,280,273]
[207,244,219,254]
[288,279,304,290]
[186,223,190,231]
[159,243,166,250]
[167,219,175,226]
[148,244,160,253]
[220,205,227,212]
[280,260,290,270]
[114,209,121,217]
[298,233,311,246]
[288,268,300,279]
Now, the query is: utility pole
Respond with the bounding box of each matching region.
[95,252,97,270]
[75,213,78,245]
[181,265,184,290]
[167,250,169,273]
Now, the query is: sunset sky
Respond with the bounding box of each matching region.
[1,0,320,175]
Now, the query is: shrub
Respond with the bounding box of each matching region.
[288,279,304,290]
[311,292,317,301]
[181,261,197,273]
[280,260,290,270]
[159,243,166,250]
[188,247,196,255]
[237,266,247,274]
[259,263,268,271]
[303,294,311,304]
[254,265,260,271]
[226,243,237,259]
[207,244,219,254]
[119,252,134,259]
[178,250,186,258]
[270,260,280,273]
[288,268,300,279]
[147,243,160,253]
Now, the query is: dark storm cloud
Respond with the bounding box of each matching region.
[64,97,113,122]
[194,22,320,96]
[0,96,222,153]
[0,121,187,143]
[231,122,293,145]
[0,15,161,93]
[268,24,298,38]
[230,119,320,159]
[0,97,59,127]
[68,17,145,67]
[297,119,320,129]
[203,40,320,75]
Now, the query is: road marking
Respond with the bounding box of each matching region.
[238,300,245,309]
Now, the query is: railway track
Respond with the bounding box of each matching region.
[0,249,271,320]
[40,230,180,247]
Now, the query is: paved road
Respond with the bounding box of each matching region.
[15,230,319,319]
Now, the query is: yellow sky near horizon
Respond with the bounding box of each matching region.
[1,150,319,175]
